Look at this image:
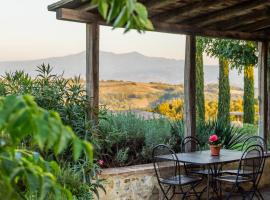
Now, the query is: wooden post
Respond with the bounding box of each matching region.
[184,35,196,151]
[86,23,99,122]
[258,41,268,142]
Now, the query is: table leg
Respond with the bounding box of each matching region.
[207,165,210,200]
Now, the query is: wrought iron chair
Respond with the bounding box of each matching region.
[152,144,202,200]
[222,136,267,176]
[241,135,267,151]
[215,144,266,199]
[181,136,209,176]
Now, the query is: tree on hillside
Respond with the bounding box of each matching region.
[205,39,257,125]
[204,39,231,126]
[196,37,206,123]
[218,58,230,126]
[217,41,257,124]
[243,65,255,123]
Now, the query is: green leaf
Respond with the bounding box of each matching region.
[98,0,109,18]
[135,3,148,20]
[73,138,83,160]
[83,141,93,164]
[113,6,128,27]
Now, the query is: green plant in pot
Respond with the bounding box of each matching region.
[209,134,222,156]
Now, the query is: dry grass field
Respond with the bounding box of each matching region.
[99,80,244,110]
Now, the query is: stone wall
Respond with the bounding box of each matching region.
[96,158,270,200]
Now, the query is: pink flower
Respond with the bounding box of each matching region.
[209,134,218,142]
[98,159,104,166]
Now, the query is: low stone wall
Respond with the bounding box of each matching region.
[96,159,270,200]
[96,163,160,200]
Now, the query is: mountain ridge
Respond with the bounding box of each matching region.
[0,51,257,88]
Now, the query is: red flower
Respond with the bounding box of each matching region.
[98,159,104,166]
[209,134,218,142]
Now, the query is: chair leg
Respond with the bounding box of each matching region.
[190,183,200,200]
[169,186,175,200]
[226,184,237,200]
[160,184,171,200]
[257,189,264,200]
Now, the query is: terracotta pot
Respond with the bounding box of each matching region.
[210,144,221,156]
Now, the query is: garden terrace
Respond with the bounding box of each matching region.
[48,0,270,146]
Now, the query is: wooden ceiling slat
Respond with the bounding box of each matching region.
[77,3,97,12]
[151,0,246,23]
[146,0,196,16]
[184,0,270,28]
[145,0,178,12]
[207,7,270,31]
[237,18,270,32]
[48,0,83,11]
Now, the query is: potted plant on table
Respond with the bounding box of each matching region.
[209,134,222,156]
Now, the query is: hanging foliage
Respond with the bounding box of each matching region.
[90,0,153,32]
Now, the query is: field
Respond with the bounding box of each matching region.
[99,80,244,110]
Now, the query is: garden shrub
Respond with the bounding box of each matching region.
[0,64,257,171]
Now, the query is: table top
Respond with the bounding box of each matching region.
[156,149,270,165]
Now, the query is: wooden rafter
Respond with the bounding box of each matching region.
[151,0,246,23]
[185,0,270,28]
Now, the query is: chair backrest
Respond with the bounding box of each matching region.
[181,136,201,153]
[152,144,179,183]
[241,136,267,151]
[237,144,265,185]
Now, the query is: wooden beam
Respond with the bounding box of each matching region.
[56,8,101,23]
[258,41,269,142]
[54,8,269,41]
[184,35,196,151]
[151,0,244,23]
[237,18,270,32]
[152,21,269,41]
[86,23,99,122]
[186,0,270,28]
[268,45,270,150]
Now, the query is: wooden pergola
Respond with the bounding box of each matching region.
[48,0,270,142]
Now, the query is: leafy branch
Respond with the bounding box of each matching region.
[0,95,93,199]
[91,0,154,32]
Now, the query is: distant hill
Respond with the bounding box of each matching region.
[0,51,258,88]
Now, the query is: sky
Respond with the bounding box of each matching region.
[0,0,218,64]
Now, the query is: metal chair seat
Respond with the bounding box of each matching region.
[161,175,202,186]
[191,169,211,175]
[221,169,254,175]
[215,174,252,184]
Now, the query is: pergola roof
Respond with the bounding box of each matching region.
[48,0,270,41]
